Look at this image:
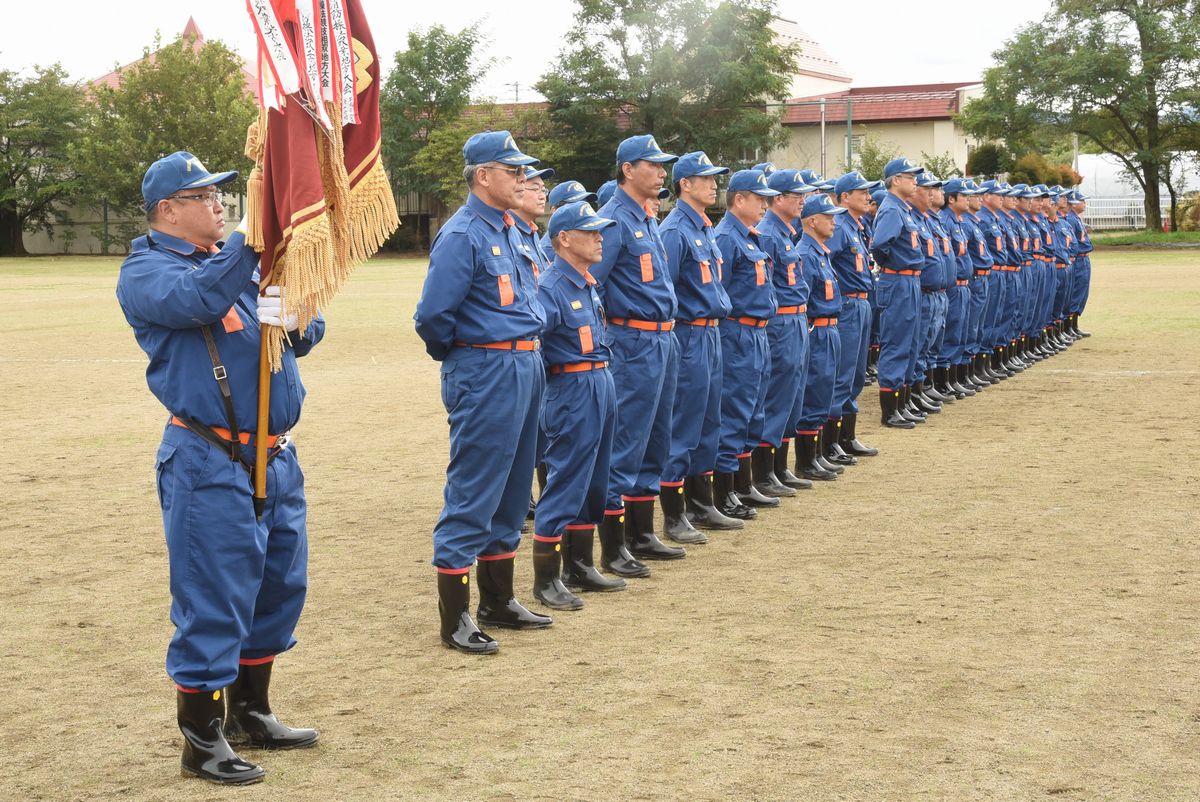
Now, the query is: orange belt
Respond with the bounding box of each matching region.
[843,292,868,300]
[956,280,969,286]
[728,316,768,328]
[810,317,837,327]
[882,268,917,276]
[171,416,279,449]
[454,339,540,351]
[776,304,807,315]
[975,269,991,276]
[681,318,720,327]
[608,317,674,332]
[1056,263,1068,269]
[549,360,608,375]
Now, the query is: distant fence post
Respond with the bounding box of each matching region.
[102,198,109,256]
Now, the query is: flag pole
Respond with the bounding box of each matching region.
[254,320,271,520]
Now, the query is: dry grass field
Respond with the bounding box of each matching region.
[1,249,1198,801]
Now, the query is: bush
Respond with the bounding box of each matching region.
[966,142,1013,177]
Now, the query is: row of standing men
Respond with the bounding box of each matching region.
[413,131,1094,655]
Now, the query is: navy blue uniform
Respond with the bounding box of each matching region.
[415,193,546,570]
[1067,210,1093,317]
[714,212,775,473]
[534,260,617,548]
[116,229,324,691]
[962,210,995,359]
[827,211,873,417]
[870,192,924,392]
[938,207,973,370]
[796,233,842,432]
[594,186,679,512]
[660,201,731,484]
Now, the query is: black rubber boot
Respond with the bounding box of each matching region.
[714,471,756,520]
[840,412,879,455]
[178,689,265,784]
[224,661,318,750]
[992,348,1013,377]
[598,512,650,577]
[626,497,686,560]
[865,345,879,385]
[823,419,857,467]
[532,537,584,610]
[911,382,942,414]
[930,367,957,400]
[736,454,780,507]
[561,527,626,592]
[958,362,985,391]
[880,388,915,429]
[1074,314,1091,337]
[977,353,1001,383]
[437,570,499,654]
[946,364,973,397]
[684,474,744,529]
[476,557,553,629]
[813,424,845,473]
[774,440,812,489]
[661,484,708,544]
[752,445,796,497]
[796,431,837,481]
[900,386,927,423]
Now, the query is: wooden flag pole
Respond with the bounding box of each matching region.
[253,322,271,520]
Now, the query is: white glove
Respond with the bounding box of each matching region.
[257,286,300,331]
[235,214,249,235]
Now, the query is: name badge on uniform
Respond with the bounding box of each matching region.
[634,231,644,239]
[570,299,583,310]
[785,244,792,251]
[492,245,502,256]
[695,239,703,246]
[747,243,755,250]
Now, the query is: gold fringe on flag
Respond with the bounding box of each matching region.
[346,158,400,265]
[266,212,336,371]
[244,111,268,251]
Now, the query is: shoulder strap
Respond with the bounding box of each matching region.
[200,325,242,460]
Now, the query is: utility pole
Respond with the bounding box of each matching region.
[506,82,520,104]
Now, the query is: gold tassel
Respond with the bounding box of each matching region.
[346,159,400,264]
[266,212,336,372]
[244,112,268,252]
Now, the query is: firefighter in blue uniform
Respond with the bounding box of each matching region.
[960,179,995,390]
[594,135,686,574]
[713,170,782,506]
[659,152,744,531]
[597,179,617,209]
[415,130,551,656]
[1048,187,1078,347]
[975,180,1014,383]
[1066,190,1093,337]
[827,171,881,460]
[794,194,847,479]
[865,186,888,384]
[935,178,977,399]
[117,152,323,784]
[540,180,598,261]
[750,168,817,496]
[870,157,925,428]
[533,201,627,605]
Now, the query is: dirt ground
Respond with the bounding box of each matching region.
[1,250,1198,801]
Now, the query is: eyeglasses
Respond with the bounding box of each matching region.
[485,164,524,178]
[171,191,225,208]
[524,186,548,196]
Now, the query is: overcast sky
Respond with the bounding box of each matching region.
[2,1,1046,99]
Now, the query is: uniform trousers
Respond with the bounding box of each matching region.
[915,290,946,382]
[833,296,871,416]
[606,326,678,509]
[966,274,990,357]
[716,319,769,474]
[751,312,805,448]
[535,369,616,537]
[665,322,723,482]
[157,423,308,691]
[1053,265,1072,321]
[433,346,544,569]
[940,285,971,368]
[874,272,921,391]
[796,322,841,431]
[1069,256,1092,316]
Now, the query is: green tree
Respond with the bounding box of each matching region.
[72,32,256,253]
[535,0,796,182]
[965,142,1013,177]
[845,132,899,181]
[959,0,1200,230]
[0,65,90,256]
[380,23,493,248]
[920,150,962,180]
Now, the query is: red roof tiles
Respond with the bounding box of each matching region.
[782,82,979,125]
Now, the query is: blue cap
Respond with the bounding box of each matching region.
[673,151,729,183]
[548,201,617,239]
[801,194,849,218]
[463,130,538,167]
[1032,184,1051,197]
[916,171,944,188]
[883,157,922,179]
[524,166,555,182]
[548,180,597,208]
[767,169,816,194]
[752,161,778,175]
[597,180,617,208]
[833,171,876,197]
[960,179,984,195]
[142,151,238,211]
[616,134,678,166]
[1069,189,1087,202]
[979,179,1002,194]
[727,169,780,196]
[870,188,887,205]
[942,177,979,196]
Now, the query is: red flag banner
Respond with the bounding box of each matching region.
[244,0,399,370]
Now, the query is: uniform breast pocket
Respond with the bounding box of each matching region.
[783,259,799,285]
[568,308,595,353]
[483,257,516,306]
[627,241,656,283]
[688,245,713,284]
